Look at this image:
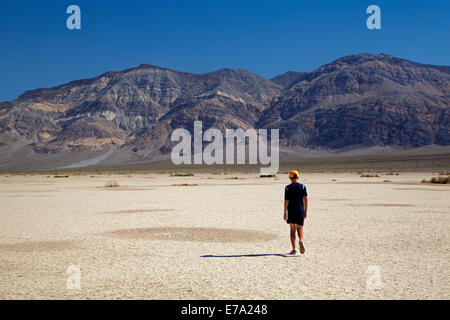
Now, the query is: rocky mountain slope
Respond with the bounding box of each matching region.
[259,54,449,149]
[0,53,448,170]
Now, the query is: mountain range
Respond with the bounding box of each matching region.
[0,53,449,170]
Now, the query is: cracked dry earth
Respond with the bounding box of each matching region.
[0,172,449,299]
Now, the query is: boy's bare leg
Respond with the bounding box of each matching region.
[290,224,297,250]
[297,225,305,254]
[296,225,304,241]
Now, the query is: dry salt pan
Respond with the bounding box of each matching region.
[170,121,279,175]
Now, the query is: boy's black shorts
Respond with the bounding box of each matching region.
[287,211,305,226]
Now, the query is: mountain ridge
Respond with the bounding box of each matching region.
[0,53,449,170]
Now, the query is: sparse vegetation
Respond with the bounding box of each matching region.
[421,176,449,184]
[172,183,198,186]
[386,172,399,176]
[360,173,379,178]
[170,173,194,177]
[0,150,448,176]
[54,175,69,178]
[260,174,276,178]
[105,181,120,188]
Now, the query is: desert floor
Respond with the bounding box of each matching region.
[0,172,449,299]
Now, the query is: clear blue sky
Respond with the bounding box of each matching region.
[1,0,449,101]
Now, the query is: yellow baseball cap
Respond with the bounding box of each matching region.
[289,170,299,179]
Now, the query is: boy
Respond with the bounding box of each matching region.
[284,170,308,255]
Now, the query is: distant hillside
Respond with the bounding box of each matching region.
[260,54,449,148]
[0,53,448,170]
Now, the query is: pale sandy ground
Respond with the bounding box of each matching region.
[0,172,449,300]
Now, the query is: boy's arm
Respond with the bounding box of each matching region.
[304,196,308,218]
[284,200,289,221]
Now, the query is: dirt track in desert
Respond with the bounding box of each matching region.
[0,172,449,299]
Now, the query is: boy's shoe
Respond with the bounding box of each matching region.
[299,241,306,254]
[288,249,297,255]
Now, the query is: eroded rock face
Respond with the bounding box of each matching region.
[259,53,449,148]
[0,53,448,169]
[0,65,281,155]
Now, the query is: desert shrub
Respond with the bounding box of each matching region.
[54,175,69,178]
[172,184,198,186]
[360,174,379,178]
[105,181,120,188]
[436,176,449,184]
[421,176,449,184]
[260,174,276,178]
[170,173,194,177]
